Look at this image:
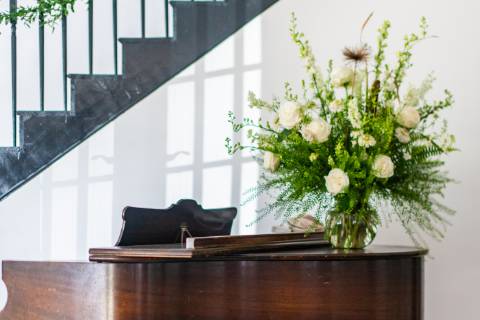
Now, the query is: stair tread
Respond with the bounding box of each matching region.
[17,111,74,116]
[68,74,123,80]
[119,37,174,44]
[169,1,228,7]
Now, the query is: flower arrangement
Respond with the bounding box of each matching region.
[226,13,456,248]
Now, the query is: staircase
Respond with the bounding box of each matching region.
[0,0,279,201]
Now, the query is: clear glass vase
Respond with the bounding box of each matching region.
[325,208,378,249]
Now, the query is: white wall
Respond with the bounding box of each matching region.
[1,0,479,319]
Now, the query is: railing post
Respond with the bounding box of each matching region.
[62,4,68,111]
[88,0,93,74]
[38,0,45,111]
[10,0,17,146]
[164,0,169,37]
[141,0,146,38]
[112,0,118,75]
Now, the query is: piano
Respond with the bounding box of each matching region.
[0,200,427,319]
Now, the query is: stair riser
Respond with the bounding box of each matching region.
[122,41,198,78]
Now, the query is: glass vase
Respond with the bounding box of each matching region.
[325,208,378,249]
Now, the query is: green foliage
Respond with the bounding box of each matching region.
[0,0,78,28]
[227,13,456,247]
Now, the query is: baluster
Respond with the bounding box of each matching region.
[10,0,17,146]
[88,0,93,74]
[164,0,169,37]
[141,0,145,38]
[112,0,118,75]
[62,5,68,111]
[38,0,45,111]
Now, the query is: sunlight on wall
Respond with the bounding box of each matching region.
[204,74,234,163]
[166,82,195,167]
[166,171,194,205]
[51,186,78,259]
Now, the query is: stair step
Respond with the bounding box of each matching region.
[0,147,22,158]
[120,38,178,77]
[17,111,74,146]
[70,67,178,116]
[120,38,195,77]
[20,113,77,146]
[17,111,74,121]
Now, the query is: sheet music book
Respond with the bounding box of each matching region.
[89,232,328,261]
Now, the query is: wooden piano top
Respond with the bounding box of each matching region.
[0,246,427,320]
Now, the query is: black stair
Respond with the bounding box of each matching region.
[0,0,279,200]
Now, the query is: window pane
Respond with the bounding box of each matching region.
[167,82,195,167]
[52,148,79,182]
[51,186,78,259]
[205,37,234,72]
[165,171,193,206]
[202,165,232,208]
[239,161,259,234]
[243,17,262,65]
[87,181,113,249]
[204,75,233,162]
[89,123,114,177]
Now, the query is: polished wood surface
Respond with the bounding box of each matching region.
[0,245,426,320]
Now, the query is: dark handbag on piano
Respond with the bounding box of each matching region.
[115,199,237,246]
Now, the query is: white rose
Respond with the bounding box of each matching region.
[358,134,376,148]
[397,106,420,129]
[263,152,280,172]
[278,101,302,129]
[372,155,395,179]
[331,66,354,87]
[301,118,331,143]
[328,99,344,113]
[395,127,411,144]
[325,168,350,195]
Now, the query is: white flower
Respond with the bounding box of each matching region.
[331,66,354,87]
[372,155,395,179]
[438,133,456,151]
[350,130,362,138]
[263,152,280,172]
[395,127,411,144]
[347,99,362,129]
[301,118,331,143]
[328,99,344,113]
[403,152,412,160]
[397,106,420,129]
[309,153,318,162]
[325,168,350,195]
[278,101,302,129]
[403,86,420,107]
[358,134,376,148]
